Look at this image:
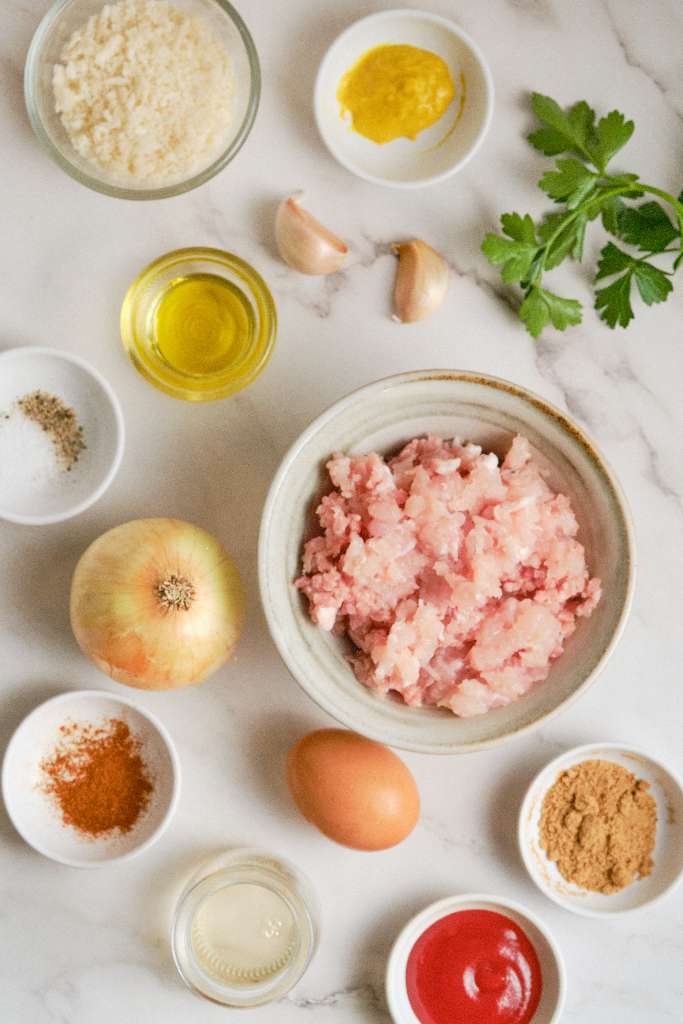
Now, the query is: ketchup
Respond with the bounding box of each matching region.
[406,909,542,1024]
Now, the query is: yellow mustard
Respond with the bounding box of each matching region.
[337,44,456,145]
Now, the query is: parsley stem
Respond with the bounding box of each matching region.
[535,182,683,284]
[536,186,630,278]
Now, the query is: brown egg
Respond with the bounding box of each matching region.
[286,728,420,851]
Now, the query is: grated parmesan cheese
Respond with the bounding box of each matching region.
[52,0,234,186]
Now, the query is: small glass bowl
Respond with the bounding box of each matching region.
[120,247,277,401]
[24,0,260,200]
[172,849,319,1008]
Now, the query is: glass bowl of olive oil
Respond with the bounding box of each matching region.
[121,248,276,401]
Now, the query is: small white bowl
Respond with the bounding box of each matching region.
[314,9,494,188]
[2,690,180,867]
[258,370,634,754]
[519,742,683,916]
[0,346,124,525]
[386,893,565,1024]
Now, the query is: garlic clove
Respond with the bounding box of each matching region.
[275,195,348,275]
[393,239,450,323]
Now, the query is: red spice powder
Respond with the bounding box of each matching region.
[40,717,153,838]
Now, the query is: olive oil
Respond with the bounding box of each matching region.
[153,273,255,377]
[122,248,277,401]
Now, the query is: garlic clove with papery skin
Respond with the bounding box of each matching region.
[275,195,348,275]
[393,239,450,323]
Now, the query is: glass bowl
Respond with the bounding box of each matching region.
[172,849,319,1007]
[121,247,277,401]
[24,0,261,199]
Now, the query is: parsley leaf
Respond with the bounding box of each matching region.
[594,243,672,327]
[484,92,682,337]
[539,159,598,208]
[519,289,549,337]
[605,173,640,189]
[601,196,626,236]
[595,242,633,279]
[481,234,538,283]
[520,287,582,337]
[529,96,633,172]
[542,290,583,330]
[633,263,673,305]
[589,110,635,171]
[618,201,679,252]
[482,214,541,283]
[500,212,537,244]
[594,274,634,328]
[528,94,596,163]
[675,190,683,269]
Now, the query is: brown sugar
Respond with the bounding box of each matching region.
[539,759,657,894]
[40,718,153,838]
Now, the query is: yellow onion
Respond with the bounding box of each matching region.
[70,518,244,691]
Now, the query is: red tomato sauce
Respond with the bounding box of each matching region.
[406,909,542,1024]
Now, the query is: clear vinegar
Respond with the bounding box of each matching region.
[191,882,296,985]
[172,849,318,1007]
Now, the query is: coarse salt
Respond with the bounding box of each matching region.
[0,410,61,496]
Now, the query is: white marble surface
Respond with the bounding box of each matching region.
[1,0,682,1021]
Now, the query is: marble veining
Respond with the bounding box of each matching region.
[602,0,683,121]
[1,1,682,1022]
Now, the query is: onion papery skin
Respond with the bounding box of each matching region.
[70,518,245,690]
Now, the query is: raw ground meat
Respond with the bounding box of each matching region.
[296,435,601,717]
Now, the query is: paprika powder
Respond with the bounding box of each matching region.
[40,717,153,838]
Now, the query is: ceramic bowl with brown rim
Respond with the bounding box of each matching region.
[258,370,635,754]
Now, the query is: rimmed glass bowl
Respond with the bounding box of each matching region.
[121,247,277,401]
[24,0,260,199]
[172,849,319,1008]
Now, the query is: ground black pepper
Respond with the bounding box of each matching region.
[17,389,86,471]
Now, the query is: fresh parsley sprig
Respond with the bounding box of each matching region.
[481,93,683,338]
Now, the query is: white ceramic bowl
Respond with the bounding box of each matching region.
[0,346,124,524]
[258,370,635,754]
[2,690,180,867]
[314,10,494,188]
[385,893,565,1024]
[519,742,683,916]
